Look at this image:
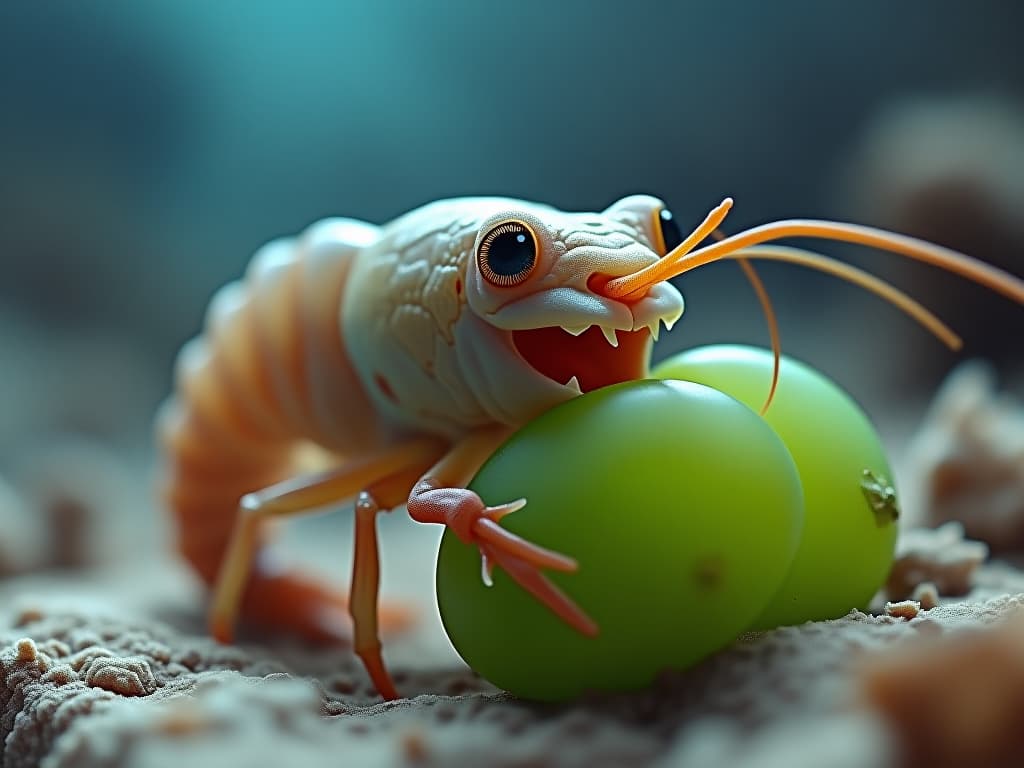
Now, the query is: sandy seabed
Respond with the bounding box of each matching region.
[2,364,1023,768]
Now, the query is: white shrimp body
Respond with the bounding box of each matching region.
[158,194,680,586]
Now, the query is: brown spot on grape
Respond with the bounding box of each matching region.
[374,373,399,405]
[455,278,462,295]
[693,555,725,590]
[861,469,900,526]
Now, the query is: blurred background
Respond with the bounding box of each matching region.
[0,0,1022,467]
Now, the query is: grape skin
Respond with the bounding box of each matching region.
[653,345,898,630]
[436,378,803,701]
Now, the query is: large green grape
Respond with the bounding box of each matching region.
[435,379,803,701]
[653,345,898,629]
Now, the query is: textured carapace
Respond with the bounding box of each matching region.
[340,195,687,438]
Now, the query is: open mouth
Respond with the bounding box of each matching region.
[511,325,653,394]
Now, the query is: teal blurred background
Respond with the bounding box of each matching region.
[1,0,1022,453]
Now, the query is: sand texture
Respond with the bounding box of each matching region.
[4,588,1024,768]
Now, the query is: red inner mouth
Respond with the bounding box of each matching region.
[511,326,652,393]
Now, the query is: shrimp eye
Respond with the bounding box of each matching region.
[654,207,684,255]
[477,221,539,287]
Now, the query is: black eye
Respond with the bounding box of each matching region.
[656,207,684,255]
[477,220,538,287]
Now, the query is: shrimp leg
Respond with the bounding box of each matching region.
[208,436,447,647]
[349,464,435,700]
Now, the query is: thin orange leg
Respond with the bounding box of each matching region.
[351,492,396,698]
[348,462,436,701]
[208,437,446,648]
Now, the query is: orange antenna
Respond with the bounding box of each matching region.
[605,213,1024,306]
[736,256,781,415]
[694,244,962,350]
[701,233,961,415]
[711,224,782,415]
[672,197,734,257]
[611,198,733,299]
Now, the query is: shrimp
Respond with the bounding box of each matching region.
[157,194,1024,700]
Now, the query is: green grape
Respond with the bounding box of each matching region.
[435,379,802,701]
[652,345,898,630]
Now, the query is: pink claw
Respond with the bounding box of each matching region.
[408,482,599,636]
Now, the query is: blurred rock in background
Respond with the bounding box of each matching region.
[907,363,1024,553]
[838,94,1024,384]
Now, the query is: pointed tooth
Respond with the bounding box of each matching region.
[663,316,677,332]
[600,326,619,347]
[562,325,589,337]
[564,375,583,393]
[648,320,660,342]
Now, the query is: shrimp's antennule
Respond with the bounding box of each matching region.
[718,245,963,414]
[603,201,1021,401]
[719,230,782,415]
[727,245,962,351]
[687,240,961,416]
[606,208,1024,307]
[672,197,735,257]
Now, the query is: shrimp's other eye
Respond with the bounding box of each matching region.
[478,221,538,287]
[655,207,684,255]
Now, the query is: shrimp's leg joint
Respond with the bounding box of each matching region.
[407,429,599,637]
[350,490,396,699]
[207,437,446,701]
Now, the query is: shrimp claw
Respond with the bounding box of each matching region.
[408,481,599,636]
